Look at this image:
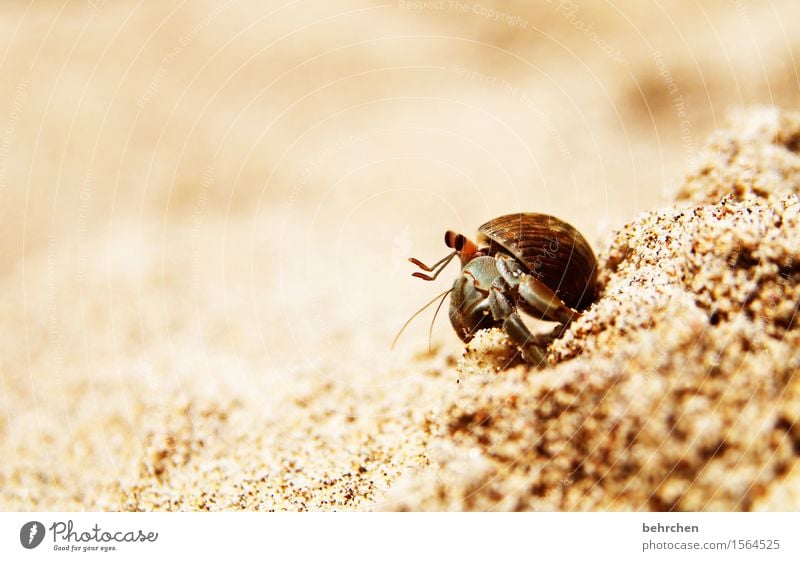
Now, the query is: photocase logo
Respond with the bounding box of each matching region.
[20,521,45,549]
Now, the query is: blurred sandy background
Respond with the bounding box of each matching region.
[0,0,798,510]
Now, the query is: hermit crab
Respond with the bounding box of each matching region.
[398,213,597,365]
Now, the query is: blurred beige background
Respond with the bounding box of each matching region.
[0,0,798,509]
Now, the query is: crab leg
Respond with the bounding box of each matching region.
[495,254,579,324]
[487,276,547,365]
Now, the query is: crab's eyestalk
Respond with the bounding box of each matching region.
[444,230,480,266]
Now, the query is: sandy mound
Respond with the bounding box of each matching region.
[381,108,800,510]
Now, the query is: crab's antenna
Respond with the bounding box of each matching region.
[409,250,458,281]
[391,288,453,350]
[428,287,451,354]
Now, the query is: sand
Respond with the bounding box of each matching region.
[0,1,799,511]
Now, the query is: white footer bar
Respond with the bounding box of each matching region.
[1,512,798,560]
